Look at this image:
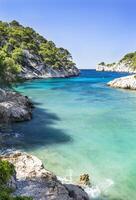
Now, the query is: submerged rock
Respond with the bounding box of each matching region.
[79,174,91,186]
[107,75,136,90]
[1,151,89,200]
[0,89,33,123]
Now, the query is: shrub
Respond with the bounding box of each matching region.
[0,160,32,200]
[0,160,14,184]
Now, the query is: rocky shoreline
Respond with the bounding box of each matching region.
[0,85,90,200]
[107,74,136,90]
[1,151,89,200]
[96,63,136,90]
[96,63,136,73]
[0,89,33,123]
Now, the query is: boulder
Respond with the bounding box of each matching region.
[1,151,89,200]
[0,90,33,123]
[107,75,136,90]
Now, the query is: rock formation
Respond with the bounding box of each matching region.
[96,62,136,73]
[1,151,89,200]
[19,50,80,79]
[0,89,33,123]
[107,75,136,90]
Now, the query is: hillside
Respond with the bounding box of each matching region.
[96,52,136,73]
[0,20,79,84]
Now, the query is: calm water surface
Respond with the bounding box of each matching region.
[3,70,136,200]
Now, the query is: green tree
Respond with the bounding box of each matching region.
[12,48,24,65]
[0,52,21,85]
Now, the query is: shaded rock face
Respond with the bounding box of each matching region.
[1,152,89,200]
[96,63,136,73]
[7,170,17,191]
[64,184,89,200]
[107,75,136,90]
[20,50,80,79]
[0,89,33,123]
[0,89,6,102]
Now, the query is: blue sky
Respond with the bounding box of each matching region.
[0,0,136,69]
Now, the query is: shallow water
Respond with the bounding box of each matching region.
[3,70,136,199]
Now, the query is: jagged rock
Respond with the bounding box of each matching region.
[1,152,89,200]
[107,75,136,90]
[0,89,33,123]
[79,174,90,186]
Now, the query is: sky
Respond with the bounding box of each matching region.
[0,0,136,69]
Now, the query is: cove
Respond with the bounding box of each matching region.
[4,69,136,200]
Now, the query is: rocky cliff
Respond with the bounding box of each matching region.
[19,50,79,79]
[96,52,136,73]
[96,52,136,90]
[96,62,136,73]
[0,20,79,83]
[1,151,89,200]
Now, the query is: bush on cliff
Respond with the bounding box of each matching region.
[0,160,14,184]
[120,52,136,68]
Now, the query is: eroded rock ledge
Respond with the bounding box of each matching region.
[107,75,136,90]
[1,151,89,200]
[0,89,33,123]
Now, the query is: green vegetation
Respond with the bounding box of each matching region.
[0,20,75,85]
[98,62,106,66]
[99,52,136,69]
[0,160,14,184]
[106,62,116,67]
[0,160,32,200]
[98,62,116,67]
[120,51,136,69]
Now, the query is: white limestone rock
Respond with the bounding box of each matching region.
[96,62,136,73]
[19,50,80,79]
[107,75,136,90]
[1,151,89,200]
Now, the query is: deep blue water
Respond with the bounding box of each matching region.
[2,69,136,200]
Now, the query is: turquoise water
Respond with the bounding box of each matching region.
[4,70,136,199]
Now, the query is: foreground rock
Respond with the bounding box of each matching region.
[107,75,136,90]
[0,89,33,123]
[1,151,89,200]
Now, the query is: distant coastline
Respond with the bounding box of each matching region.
[96,52,136,90]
